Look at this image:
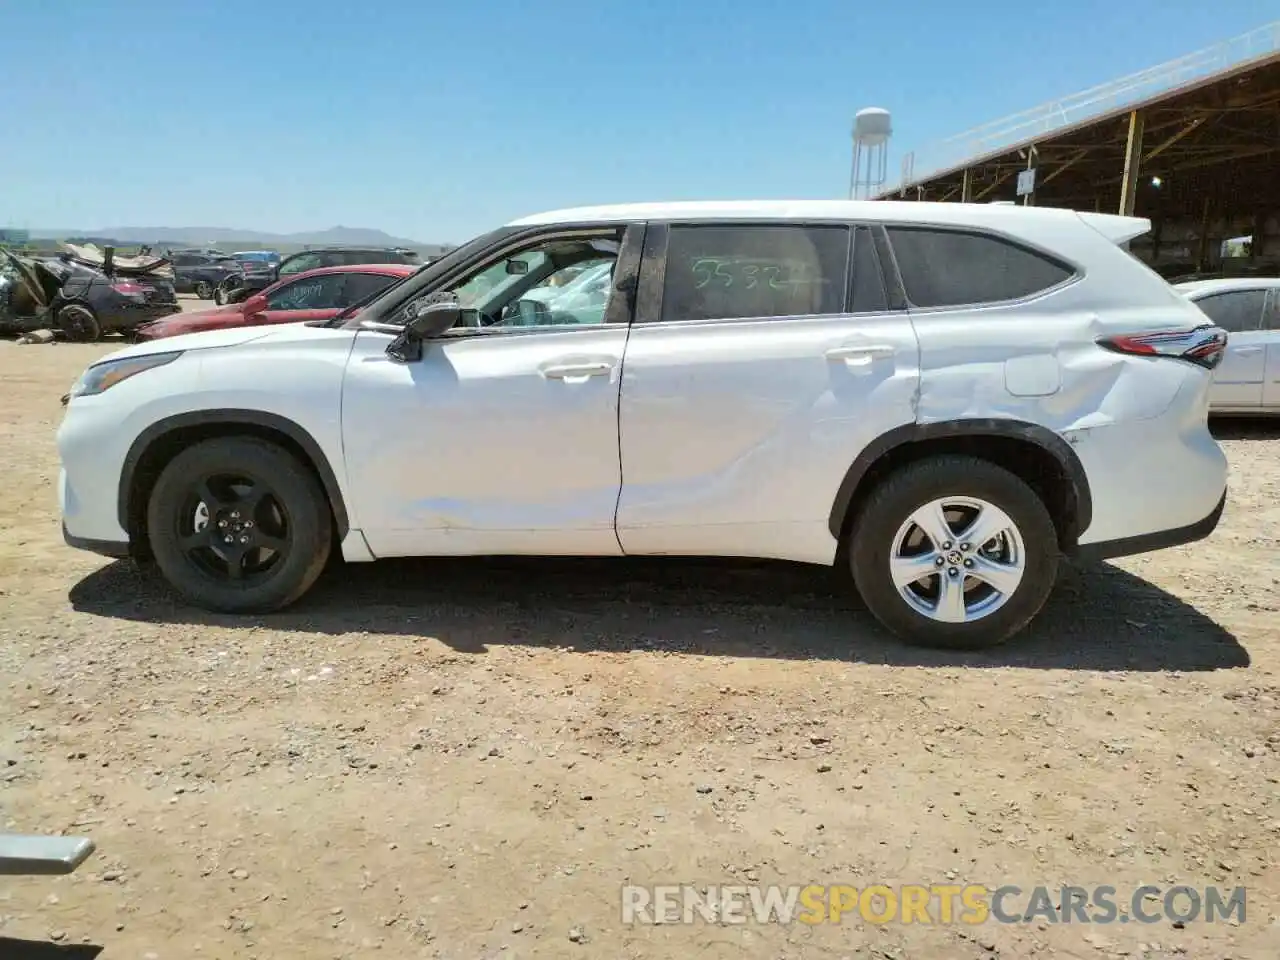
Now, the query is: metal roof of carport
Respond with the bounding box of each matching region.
[877,20,1280,217]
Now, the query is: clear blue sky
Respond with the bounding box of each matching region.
[1,1,1269,243]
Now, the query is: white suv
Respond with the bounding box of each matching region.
[57,201,1230,649]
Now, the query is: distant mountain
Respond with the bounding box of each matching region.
[31,225,449,253]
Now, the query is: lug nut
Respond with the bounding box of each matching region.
[218,519,228,529]
[948,567,959,577]
[239,535,249,544]
[244,520,254,529]
[960,542,971,551]
[964,559,974,568]
[942,541,953,550]
[231,511,240,519]
[224,535,234,544]
[934,557,945,567]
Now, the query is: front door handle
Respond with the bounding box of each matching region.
[1232,346,1263,355]
[825,344,896,363]
[540,361,615,380]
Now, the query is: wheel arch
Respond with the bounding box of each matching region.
[828,419,1093,553]
[119,409,350,557]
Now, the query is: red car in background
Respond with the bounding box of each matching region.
[134,263,417,340]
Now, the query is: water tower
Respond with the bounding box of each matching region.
[849,107,892,200]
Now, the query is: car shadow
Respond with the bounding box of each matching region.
[69,554,1248,672]
[1211,416,1280,441]
[0,939,103,960]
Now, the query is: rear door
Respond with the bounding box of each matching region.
[1192,288,1267,409]
[615,221,920,565]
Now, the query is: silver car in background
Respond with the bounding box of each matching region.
[1175,278,1280,414]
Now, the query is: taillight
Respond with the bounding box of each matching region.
[1097,324,1227,370]
[111,281,146,295]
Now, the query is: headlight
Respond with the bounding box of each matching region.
[69,351,183,400]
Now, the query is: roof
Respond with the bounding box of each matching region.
[1173,277,1280,296]
[506,199,1128,228]
[287,263,418,280]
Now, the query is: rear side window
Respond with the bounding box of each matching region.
[1193,289,1266,333]
[661,225,850,323]
[886,227,1075,308]
[343,272,401,304]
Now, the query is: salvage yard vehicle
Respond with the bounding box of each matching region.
[57,201,1229,649]
[170,251,243,299]
[1,245,180,341]
[214,246,421,305]
[1175,277,1280,415]
[135,263,416,340]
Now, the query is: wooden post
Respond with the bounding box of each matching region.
[961,168,973,203]
[1119,110,1145,217]
[1196,194,1213,272]
[1023,147,1036,207]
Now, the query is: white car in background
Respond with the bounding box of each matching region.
[1174,277,1280,414]
[58,200,1230,650]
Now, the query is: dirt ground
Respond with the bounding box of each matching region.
[1,332,1278,960]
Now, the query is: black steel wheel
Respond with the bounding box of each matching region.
[194,279,214,299]
[146,437,332,612]
[214,278,234,305]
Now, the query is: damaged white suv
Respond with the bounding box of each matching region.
[57,201,1229,649]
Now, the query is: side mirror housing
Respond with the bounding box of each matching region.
[406,297,463,339]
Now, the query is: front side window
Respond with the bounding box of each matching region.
[1193,289,1266,333]
[265,273,347,310]
[660,225,850,323]
[886,227,1075,308]
[421,232,622,328]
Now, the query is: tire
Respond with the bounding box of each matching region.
[194,280,213,299]
[146,437,333,613]
[214,278,236,305]
[55,304,100,342]
[848,455,1059,650]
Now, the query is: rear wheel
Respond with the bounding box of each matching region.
[146,437,332,613]
[55,304,100,342]
[848,455,1059,649]
[194,279,213,299]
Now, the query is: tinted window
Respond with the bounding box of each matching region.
[1266,291,1280,331]
[886,227,1074,308]
[1193,289,1266,333]
[661,225,849,323]
[279,253,323,276]
[266,273,347,310]
[850,226,888,313]
[343,272,401,304]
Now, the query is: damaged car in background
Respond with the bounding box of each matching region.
[0,244,180,342]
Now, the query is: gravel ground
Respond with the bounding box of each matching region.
[1,340,1278,960]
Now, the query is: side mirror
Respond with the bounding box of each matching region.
[505,259,530,275]
[406,297,463,339]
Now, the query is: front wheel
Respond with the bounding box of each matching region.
[55,304,100,342]
[848,455,1060,649]
[146,437,333,613]
[214,278,235,305]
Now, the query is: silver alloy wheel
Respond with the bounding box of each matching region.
[889,496,1026,624]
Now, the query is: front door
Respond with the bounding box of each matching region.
[615,222,920,565]
[340,224,643,558]
[1264,289,1280,410]
[1194,287,1268,409]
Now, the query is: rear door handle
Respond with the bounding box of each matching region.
[825,344,896,363]
[540,361,614,380]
